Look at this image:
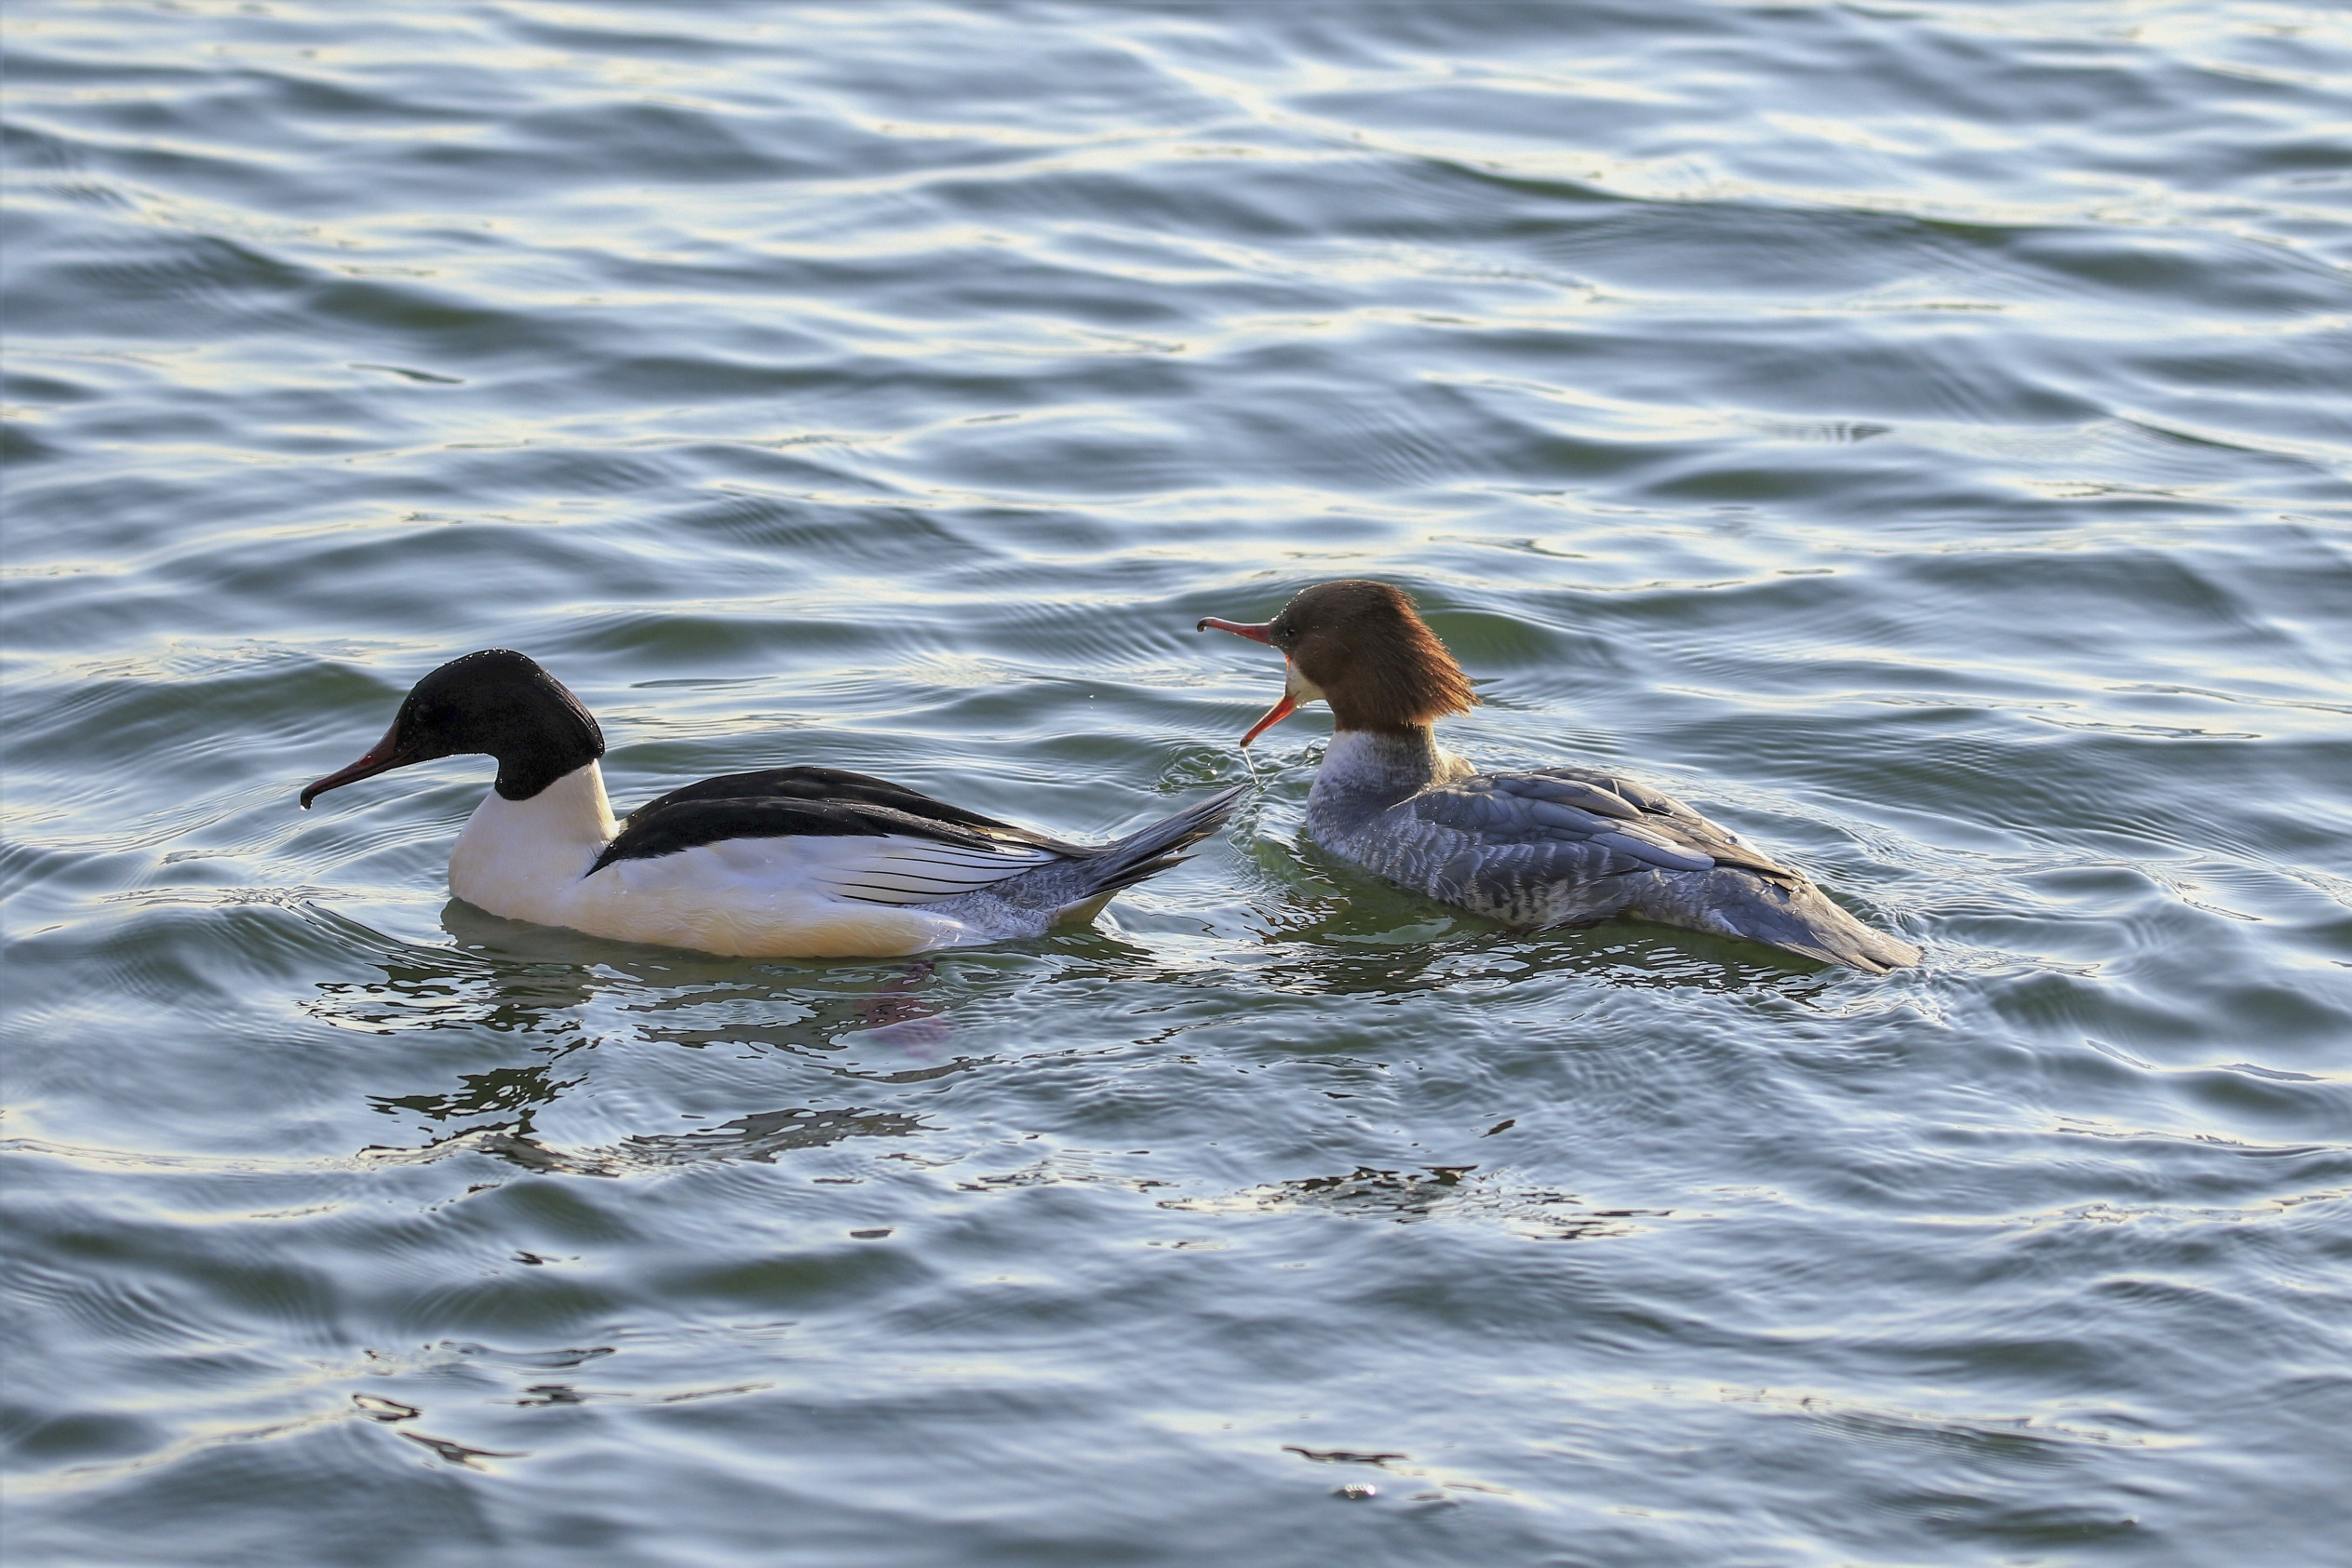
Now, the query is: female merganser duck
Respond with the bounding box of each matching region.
[1197,582,1918,972]
[302,650,1243,958]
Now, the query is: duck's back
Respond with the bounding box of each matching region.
[1311,744,1739,924]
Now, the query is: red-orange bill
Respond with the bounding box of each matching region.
[1195,617,1273,644]
[1239,692,1297,747]
[1198,615,1291,743]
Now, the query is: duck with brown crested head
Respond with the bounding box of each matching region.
[1197,581,1918,972]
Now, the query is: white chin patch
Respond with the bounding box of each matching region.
[1285,663,1327,704]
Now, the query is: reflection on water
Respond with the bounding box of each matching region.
[1163,1161,1670,1240]
[312,957,596,1039]
[369,1058,583,1140]
[325,911,961,1174]
[391,1106,928,1180]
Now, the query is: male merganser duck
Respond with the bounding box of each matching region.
[1198,582,1918,972]
[302,650,1243,958]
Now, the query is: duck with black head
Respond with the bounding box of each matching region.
[1197,582,1918,972]
[302,650,1243,958]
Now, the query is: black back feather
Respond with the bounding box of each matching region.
[591,766,1091,875]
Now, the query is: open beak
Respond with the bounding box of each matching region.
[1196,616,1295,747]
[1237,692,1297,747]
[300,720,416,809]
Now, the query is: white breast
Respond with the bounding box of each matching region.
[447,762,616,920]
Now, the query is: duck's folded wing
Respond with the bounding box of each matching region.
[1491,767,1800,883]
[802,834,1064,905]
[1413,770,1791,878]
[590,795,1062,905]
[623,767,1090,855]
[1408,786,1698,878]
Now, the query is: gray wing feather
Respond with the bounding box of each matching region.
[1418,773,1716,869]
[1590,830,1714,872]
[1495,772,1644,820]
[813,839,1062,906]
[1524,800,1613,835]
[1413,781,1602,842]
[1521,766,1801,882]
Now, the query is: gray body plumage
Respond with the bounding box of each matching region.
[1307,730,1916,972]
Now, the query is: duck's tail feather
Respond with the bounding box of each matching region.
[1713,872,1919,972]
[1067,783,1250,911]
[948,784,1247,928]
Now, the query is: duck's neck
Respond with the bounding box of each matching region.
[1307,726,1467,838]
[448,760,618,916]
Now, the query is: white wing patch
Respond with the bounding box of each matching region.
[808,837,1063,906]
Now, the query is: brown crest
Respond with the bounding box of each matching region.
[1275,581,1479,734]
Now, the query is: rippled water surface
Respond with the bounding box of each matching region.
[7,3,2351,1563]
